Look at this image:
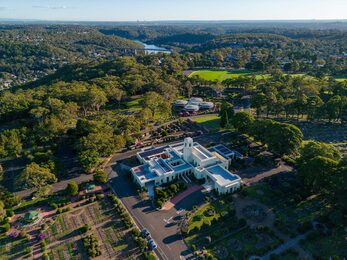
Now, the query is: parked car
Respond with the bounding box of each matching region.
[141,229,151,238]
[148,239,157,250]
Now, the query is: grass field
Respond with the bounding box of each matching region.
[189,70,269,82]
[335,77,347,82]
[189,69,347,83]
[125,96,143,111]
[191,115,221,133]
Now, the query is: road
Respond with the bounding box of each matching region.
[107,162,204,260]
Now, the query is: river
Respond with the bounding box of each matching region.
[135,40,171,54]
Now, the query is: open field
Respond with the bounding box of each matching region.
[189,69,347,83]
[125,96,144,112]
[335,77,347,82]
[189,70,268,81]
[191,115,221,133]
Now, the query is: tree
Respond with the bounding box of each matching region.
[219,102,234,128]
[265,122,303,155]
[298,141,341,163]
[0,164,3,182]
[94,169,107,184]
[232,112,254,133]
[251,93,267,116]
[299,156,338,191]
[0,129,22,158]
[16,163,57,190]
[78,150,99,173]
[66,181,79,196]
[184,81,193,98]
[324,95,344,121]
[0,201,5,221]
[142,92,165,117]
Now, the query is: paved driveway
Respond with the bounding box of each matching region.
[107,161,204,260]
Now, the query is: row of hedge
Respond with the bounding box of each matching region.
[108,193,156,258]
[155,182,185,207]
[109,193,134,229]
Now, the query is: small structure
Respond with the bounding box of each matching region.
[174,97,214,112]
[85,183,95,191]
[131,137,242,194]
[24,211,39,223]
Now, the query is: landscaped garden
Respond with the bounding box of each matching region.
[191,115,221,133]
[184,194,284,259]
[0,181,149,260]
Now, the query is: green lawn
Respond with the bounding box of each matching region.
[335,77,347,82]
[191,115,221,133]
[125,96,144,111]
[188,204,220,232]
[189,69,346,83]
[189,70,268,82]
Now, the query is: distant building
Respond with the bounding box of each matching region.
[131,138,242,194]
[173,97,214,112]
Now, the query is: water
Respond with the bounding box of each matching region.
[135,40,171,54]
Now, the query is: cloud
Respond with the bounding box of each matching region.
[32,5,71,10]
[0,6,15,12]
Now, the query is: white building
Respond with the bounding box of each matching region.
[131,137,242,194]
[173,97,214,111]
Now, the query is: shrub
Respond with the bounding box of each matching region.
[143,252,156,260]
[19,231,27,238]
[297,221,312,233]
[238,218,247,227]
[96,193,105,200]
[94,169,107,184]
[66,181,79,196]
[6,210,14,217]
[80,224,90,234]
[191,244,197,251]
[203,236,212,245]
[83,234,101,257]
[2,223,10,232]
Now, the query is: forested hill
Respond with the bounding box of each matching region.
[15,54,187,91]
[192,33,293,52]
[0,25,142,88]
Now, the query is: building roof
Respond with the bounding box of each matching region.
[209,144,242,160]
[132,164,158,183]
[192,143,214,161]
[138,145,170,161]
[149,158,173,176]
[24,211,39,220]
[206,164,240,187]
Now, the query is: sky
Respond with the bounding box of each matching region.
[0,0,346,21]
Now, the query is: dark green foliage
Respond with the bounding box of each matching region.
[66,181,79,196]
[93,169,107,184]
[154,183,185,207]
[80,224,90,234]
[83,234,102,257]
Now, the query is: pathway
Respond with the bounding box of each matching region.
[242,162,293,186]
[233,195,312,260]
[162,185,203,210]
[261,232,309,259]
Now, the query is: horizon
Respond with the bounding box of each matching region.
[0,0,346,21]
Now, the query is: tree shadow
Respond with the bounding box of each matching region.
[162,234,182,244]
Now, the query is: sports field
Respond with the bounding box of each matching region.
[188,70,268,81]
[189,69,347,83]
[336,77,347,82]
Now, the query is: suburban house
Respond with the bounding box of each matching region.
[131,137,242,194]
